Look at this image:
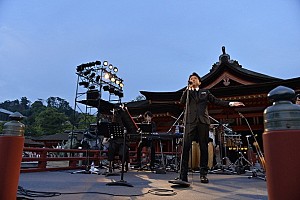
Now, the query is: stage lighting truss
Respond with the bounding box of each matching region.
[76,60,124,98]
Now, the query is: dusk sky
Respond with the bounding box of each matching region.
[1,0,300,107]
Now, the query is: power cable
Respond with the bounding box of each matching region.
[17,186,177,198]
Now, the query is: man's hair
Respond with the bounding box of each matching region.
[144,111,153,118]
[189,72,201,82]
[296,94,300,99]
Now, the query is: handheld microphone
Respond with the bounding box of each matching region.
[188,81,193,85]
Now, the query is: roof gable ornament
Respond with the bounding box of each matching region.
[219,46,231,64]
[223,77,230,86]
[211,46,241,71]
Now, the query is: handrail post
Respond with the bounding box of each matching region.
[38,149,47,170]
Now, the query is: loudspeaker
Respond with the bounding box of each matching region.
[87,90,99,100]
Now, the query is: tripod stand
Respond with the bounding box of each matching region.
[209,116,236,175]
[104,123,126,177]
[68,128,102,175]
[245,135,266,180]
[238,112,266,181]
[165,111,184,172]
[106,106,136,187]
[232,134,252,175]
[71,148,100,175]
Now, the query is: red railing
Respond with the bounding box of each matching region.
[21,147,177,173]
[21,147,104,173]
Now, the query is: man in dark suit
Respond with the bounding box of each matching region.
[179,72,244,183]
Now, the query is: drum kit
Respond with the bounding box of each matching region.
[165,121,252,174]
[165,113,263,178]
[166,112,266,184]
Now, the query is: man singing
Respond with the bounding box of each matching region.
[178,72,244,184]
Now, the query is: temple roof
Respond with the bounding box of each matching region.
[138,46,297,102]
[139,77,300,101]
[192,46,282,89]
[33,131,84,141]
[0,108,14,115]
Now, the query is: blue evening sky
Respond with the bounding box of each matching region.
[0,0,299,106]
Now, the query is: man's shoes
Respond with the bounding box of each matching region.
[180,176,188,182]
[200,175,209,183]
[169,177,190,187]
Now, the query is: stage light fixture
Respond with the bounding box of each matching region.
[76,64,84,72]
[104,73,110,79]
[76,59,124,103]
[113,90,120,96]
[109,87,115,94]
[118,92,124,98]
[95,75,100,82]
[79,81,89,88]
[83,69,91,76]
[89,72,96,78]
[113,67,118,73]
[87,62,95,67]
[110,76,116,82]
[103,85,109,91]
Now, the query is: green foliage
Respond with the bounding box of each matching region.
[0,99,21,112]
[0,97,82,136]
[0,96,106,136]
[35,107,69,135]
[76,113,97,129]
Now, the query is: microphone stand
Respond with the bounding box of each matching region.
[167,111,184,133]
[106,129,133,187]
[169,86,191,187]
[209,115,234,133]
[106,107,136,187]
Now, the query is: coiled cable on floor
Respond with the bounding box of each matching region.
[148,188,177,196]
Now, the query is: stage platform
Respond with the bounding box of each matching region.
[18,168,267,200]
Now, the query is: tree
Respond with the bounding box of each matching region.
[34,107,69,135]
[24,100,46,136]
[0,99,20,112]
[20,97,30,111]
[46,97,73,117]
[76,113,97,129]
[31,100,45,111]
[1,97,77,136]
